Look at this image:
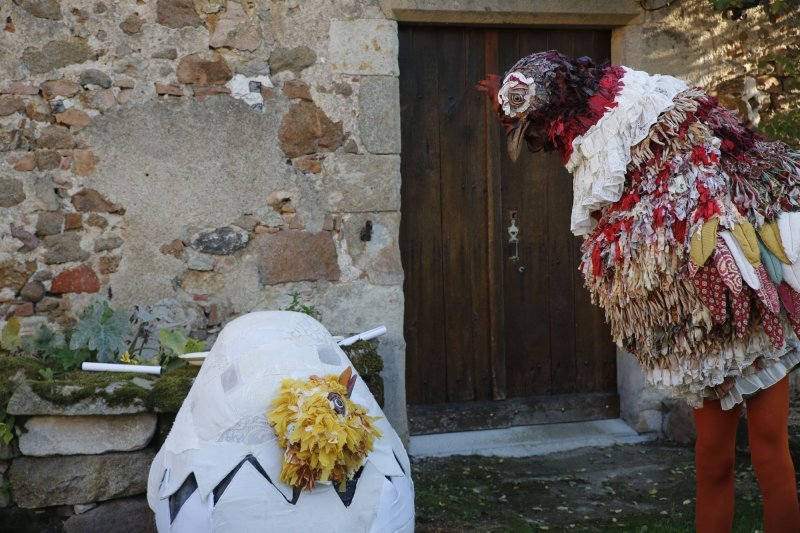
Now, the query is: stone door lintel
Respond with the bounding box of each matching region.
[378,0,643,27]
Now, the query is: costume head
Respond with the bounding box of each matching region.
[268,367,382,491]
[481,50,612,160]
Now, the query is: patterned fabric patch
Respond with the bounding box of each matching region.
[793,286,800,316]
[754,297,784,349]
[755,264,780,315]
[713,237,742,295]
[692,263,727,325]
[788,311,800,339]
[777,282,796,316]
[688,261,699,278]
[730,286,752,337]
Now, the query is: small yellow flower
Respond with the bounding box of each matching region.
[119,351,139,365]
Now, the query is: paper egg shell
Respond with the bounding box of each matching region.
[147,311,414,533]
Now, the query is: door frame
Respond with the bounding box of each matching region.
[375,2,663,440]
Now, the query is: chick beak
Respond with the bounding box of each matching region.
[507,118,529,163]
[338,366,357,398]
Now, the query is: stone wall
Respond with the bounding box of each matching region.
[0,369,168,532]
[615,0,799,136]
[0,344,383,529]
[1,0,798,447]
[0,0,408,438]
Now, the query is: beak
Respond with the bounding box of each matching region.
[338,367,357,398]
[507,118,529,162]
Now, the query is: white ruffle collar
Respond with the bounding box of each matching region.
[567,67,688,236]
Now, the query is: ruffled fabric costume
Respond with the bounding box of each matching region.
[483,51,800,409]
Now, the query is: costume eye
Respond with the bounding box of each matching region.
[510,93,524,105]
[328,392,346,415]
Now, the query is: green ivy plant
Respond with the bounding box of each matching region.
[2,318,87,372]
[756,49,800,148]
[1,300,206,371]
[760,108,800,147]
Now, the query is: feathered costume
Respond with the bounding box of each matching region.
[267,368,382,492]
[480,51,800,409]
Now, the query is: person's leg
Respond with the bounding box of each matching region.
[694,399,742,533]
[746,377,800,533]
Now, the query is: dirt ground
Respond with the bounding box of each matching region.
[411,400,800,533]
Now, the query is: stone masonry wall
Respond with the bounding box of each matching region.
[0,0,408,437]
[1,0,798,447]
[0,344,382,529]
[617,0,799,136]
[0,373,163,532]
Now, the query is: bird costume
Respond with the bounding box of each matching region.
[482,52,800,530]
[147,311,414,533]
[480,51,800,411]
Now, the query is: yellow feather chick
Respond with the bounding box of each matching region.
[267,368,381,492]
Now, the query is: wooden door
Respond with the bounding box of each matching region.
[399,27,619,434]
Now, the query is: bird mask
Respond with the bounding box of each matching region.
[267,367,382,492]
[497,68,549,160]
[479,51,614,162]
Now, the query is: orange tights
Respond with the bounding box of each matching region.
[693,377,800,533]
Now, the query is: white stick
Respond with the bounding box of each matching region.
[82,362,162,375]
[337,326,387,347]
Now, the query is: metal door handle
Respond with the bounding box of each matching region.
[508,211,519,261]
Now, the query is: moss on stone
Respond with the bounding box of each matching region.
[27,370,156,408]
[361,374,384,408]
[342,341,384,407]
[342,340,383,375]
[0,356,200,415]
[147,365,200,413]
[1,343,379,417]
[0,356,46,406]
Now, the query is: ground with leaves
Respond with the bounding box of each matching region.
[413,402,800,533]
[413,442,771,532]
